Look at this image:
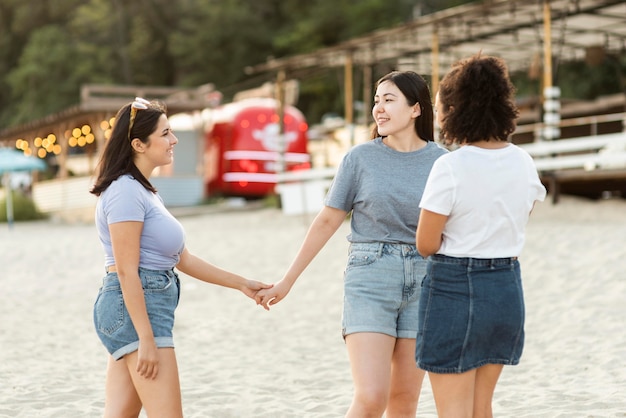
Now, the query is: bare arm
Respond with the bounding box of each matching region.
[109,221,159,380]
[416,208,448,258]
[176,247,272,300]
[257,205,348,310]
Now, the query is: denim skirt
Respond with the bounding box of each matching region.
[93,267,180,360]
[342,242,426,339]
[415,254,524,374]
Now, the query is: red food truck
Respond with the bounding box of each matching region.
[202,98,311,197]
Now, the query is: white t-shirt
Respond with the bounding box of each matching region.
[419,144,546,258]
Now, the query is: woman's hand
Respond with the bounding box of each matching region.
[136,337,159,380]
[255,279,292,311]
[240,279,273,300]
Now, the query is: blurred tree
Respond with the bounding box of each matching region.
[6,25,93,125]
[0,0,85,127]
[0,0,623,129]
[169,0,282,88]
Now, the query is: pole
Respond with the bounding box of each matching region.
[543,1,553,91]
[275,69,286,174]
[431,27,440,97]
[3,172,14,229]
[363,65,372,127]
[542,0,561,141]
[344,52,355,146]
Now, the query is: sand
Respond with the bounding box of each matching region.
[1,195,625,417]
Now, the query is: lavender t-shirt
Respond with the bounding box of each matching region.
[95,175,185,270]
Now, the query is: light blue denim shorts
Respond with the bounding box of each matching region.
[342,242,426,339]
[93,267,180,360]
[416,254,524,374]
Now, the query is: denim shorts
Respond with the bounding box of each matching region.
[93,267,181,360]
[342,242,426,339]
[416,254,524,374]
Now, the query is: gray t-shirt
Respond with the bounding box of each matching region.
[325,138,447,244]
[95,174,186,270]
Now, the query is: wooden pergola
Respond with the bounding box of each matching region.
[1,0,624,174]
[0,84,217,177]
[246,0,626,127]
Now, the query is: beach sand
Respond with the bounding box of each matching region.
[1,195,625,417]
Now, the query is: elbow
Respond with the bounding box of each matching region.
[417,245,434,258]
[416,239,438,258]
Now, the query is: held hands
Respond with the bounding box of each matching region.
[254,279,292,311]
[240,279,274,301]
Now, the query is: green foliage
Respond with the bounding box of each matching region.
[557,57,626,100]
[0,190,46,223]
[6,26,81,125]
[170,0,281,88]
[0,0,623,129]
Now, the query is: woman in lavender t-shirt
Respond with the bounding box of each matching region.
[90,98,271,417]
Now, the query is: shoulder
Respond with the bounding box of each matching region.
[350,138,380,154]
[425,141,449,157]
[510,144,535,159]
[340,138,380,162]
[101,175,148,201]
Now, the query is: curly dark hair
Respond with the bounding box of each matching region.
[371,70,434,142]
[90,99,167,196]
[437,54,518,146]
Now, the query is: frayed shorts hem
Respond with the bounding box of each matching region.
[111,336,174,361]
[417,358,520,374]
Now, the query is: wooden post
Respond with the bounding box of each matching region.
[344,52,354,125]
[275,69,286,174]
[542,1,561,141]
[344,52,355,146]
[363,65,372,126]
[431,27,440,97]
[543,0,553,90]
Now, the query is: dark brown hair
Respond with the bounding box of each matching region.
[90,100,167,196]
[437,54,518,146]
[371,70,434,141]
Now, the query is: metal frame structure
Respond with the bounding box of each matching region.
[249,0,625,79]
[247,0,625,126]
[1,1,624,162]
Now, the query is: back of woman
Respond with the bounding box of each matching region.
[422,144,544,258]
[415,54,546,418]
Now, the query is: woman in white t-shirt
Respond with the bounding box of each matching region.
[90,98,271,417]
[416,55,546,418]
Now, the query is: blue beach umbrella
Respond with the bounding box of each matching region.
[0,148,47,228]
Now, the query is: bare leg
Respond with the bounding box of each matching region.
[386,338,424,418]
[344,333,395,418]
[104,355,142,418]
[124,348,183,418]
[472,364,503,418]
[428,369,476,418]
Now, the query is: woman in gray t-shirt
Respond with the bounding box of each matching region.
[257,72,446,417]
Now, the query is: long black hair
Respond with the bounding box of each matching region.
[90,99,166,196]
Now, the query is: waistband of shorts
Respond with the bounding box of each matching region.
[430,254,518,267]
[104,265,177,278]
[349,242,420,257]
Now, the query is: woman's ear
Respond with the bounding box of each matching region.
[413,102,422,118]
[130,138,145,153]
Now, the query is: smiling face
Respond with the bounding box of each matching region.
[147,114,177,166]
[132,114,178,175]
[372,80,420,139]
